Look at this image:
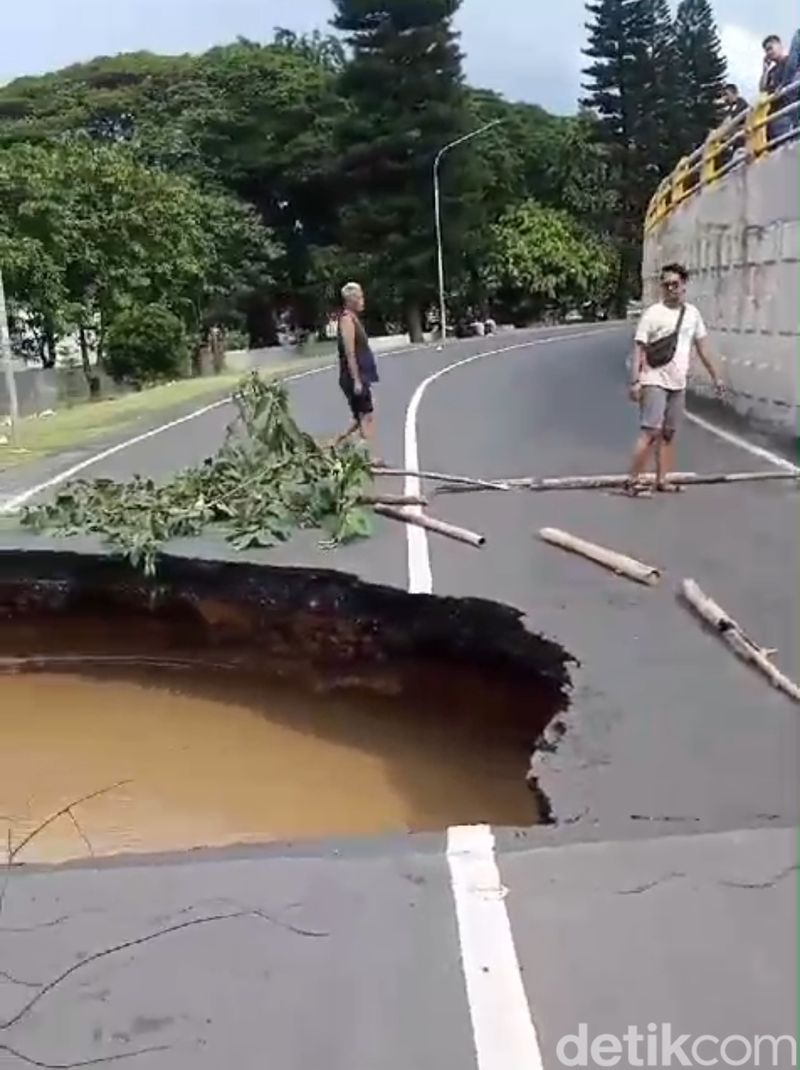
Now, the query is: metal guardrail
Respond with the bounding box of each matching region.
[645,78,800,234]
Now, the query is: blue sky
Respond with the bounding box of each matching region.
[3,1,795,112]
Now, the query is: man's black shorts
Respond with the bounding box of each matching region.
[341,382,374,420]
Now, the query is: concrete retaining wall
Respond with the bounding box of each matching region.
[643,141,799,439]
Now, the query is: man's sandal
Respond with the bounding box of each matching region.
[656,482,684,494]
[621,480,652,499]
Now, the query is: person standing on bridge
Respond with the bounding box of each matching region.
[627,264,722,496]
[334,281,380,457]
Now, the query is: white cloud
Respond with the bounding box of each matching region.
[720,23,763,102]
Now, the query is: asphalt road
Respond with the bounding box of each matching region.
[1,325,797,1069]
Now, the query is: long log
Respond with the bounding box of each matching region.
[539,527,661,586]
[514,470,798,491]
[679,579,800,704]
[360,494,427,507]
[438,470,798,495]
[372,467,510,491]
[374,504,485,548]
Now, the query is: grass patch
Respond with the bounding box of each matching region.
[0,358,332,472]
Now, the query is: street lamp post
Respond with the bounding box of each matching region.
[0,267,19,446]
[433,119,502,344]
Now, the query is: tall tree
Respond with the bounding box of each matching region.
[582,0,680,311]
[333,0,479,340]
[674,0,727,155]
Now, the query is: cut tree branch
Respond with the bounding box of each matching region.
[679,579,800,704]
[373,505,485,548]
[372,466,510,491]
[539,528,661,586]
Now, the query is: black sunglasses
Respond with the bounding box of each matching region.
[662,279,682,290]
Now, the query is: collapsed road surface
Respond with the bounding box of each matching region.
[1,324,797,1069]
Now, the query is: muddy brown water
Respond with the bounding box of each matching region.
[2,665,542,864]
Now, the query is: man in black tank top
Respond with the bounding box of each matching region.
[335,282,380,457]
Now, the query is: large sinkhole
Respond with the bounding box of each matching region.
[0,551,573,863]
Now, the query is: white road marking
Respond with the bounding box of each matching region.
[407,327,621,1070]
[447,825,544,1070]
[403,327,618,593]
[685,411,798,472]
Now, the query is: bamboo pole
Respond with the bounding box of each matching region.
[374,504,485,548]
[360,494,427,507]
[372,466,510,492]
[679,579,800,704]
[513,470,798,492]
[538,527,661,586]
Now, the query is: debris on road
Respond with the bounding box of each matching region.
[679,579,800,704]
[374,505,485,548]
[361,493,427,507]
[435,470,798,495]
[374,466,511,491]
[18,376,377,574]
[538,527,661,586]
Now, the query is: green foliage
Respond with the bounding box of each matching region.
[674,0,727,154]
[0,138,278,366]
[21,376,375,575]
[486,201,618,321]
[333,0,480,338]
[105,305,188,383]
[0,9,643,339]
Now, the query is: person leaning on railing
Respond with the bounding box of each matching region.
[719,84,748,166]
[780,29,800,131]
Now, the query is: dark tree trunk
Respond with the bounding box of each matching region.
[405,301,424,344]
[246,296,279,349]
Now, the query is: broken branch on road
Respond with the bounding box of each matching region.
[436,470,798,495]
[679,579,800,704]
[374,505,485,548]
[539,528,661,586]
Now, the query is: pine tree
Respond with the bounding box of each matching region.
[674,0,727,155]
[582,0,681,310]
[332,0,480,339]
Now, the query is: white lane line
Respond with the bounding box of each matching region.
[447,825,544,1070]
[685,410,798,472]
[408,328,621,1070]
[404,327,615,593]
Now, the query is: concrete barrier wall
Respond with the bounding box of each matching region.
[643,141,799,439]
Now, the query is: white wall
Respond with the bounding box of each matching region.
[643,141,799,438]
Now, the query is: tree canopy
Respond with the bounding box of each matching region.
[0,0,726,372]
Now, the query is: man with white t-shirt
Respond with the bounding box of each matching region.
[627,263,723,495]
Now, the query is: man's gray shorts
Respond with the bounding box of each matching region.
[640,386,685,438]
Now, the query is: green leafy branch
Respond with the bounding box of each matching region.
[20,374,374,574]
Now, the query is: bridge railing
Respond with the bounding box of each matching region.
[645,79,800,235]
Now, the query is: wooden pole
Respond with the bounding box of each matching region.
[515,470,797,491]
[438,470,798,495]
[372,466,510,491]
[374,504,485,548]
[360,494,427,507]
[679,579,800,704]
[539,527,661,586]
